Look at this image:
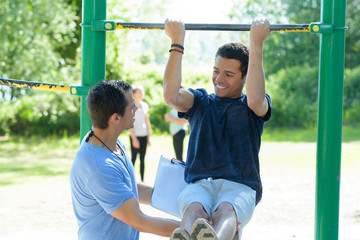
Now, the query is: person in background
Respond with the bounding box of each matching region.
[165,107,188,162]
[129,85,151,182]
[70,80,179,240]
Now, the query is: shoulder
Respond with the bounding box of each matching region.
[188,88,211,102]
[74,141,94,162]
[141,101,149,109]
[189,88,208,96]
[243,94,272,122]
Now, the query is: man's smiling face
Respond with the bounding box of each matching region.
[212,56,246,98]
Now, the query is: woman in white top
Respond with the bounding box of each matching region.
[129,86,152,182]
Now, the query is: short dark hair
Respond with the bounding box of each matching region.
[86,80,132,129]
[215,43,249,77]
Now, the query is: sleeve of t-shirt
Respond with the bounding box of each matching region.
[178,88,207,119]
[262,94,272,122]
[87,159,135,214]
[249,93,272,125]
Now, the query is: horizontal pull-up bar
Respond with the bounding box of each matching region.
[114,22,311,32]
[0,77,89,96]
[87,21,313,32]
[87,21,347,33]
[0,77,70,93]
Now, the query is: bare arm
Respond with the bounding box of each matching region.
[165,114,188,124]
[111,197,180,237]
[163,19,194,113]
[145,113,151,146]
[129,128,140,149]
[137,182,153,205]
[246,18,271,117]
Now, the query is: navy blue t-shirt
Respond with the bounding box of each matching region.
[179,88,271,204]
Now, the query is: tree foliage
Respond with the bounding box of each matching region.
[267,65,319,128]
[230,0,360,128]
[344,0,360,68]
[0,0,80,135]
[0,0,359,136]
[343,65,360,125]
[0,0,79,86]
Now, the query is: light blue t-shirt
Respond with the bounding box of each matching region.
[70,137,139,240]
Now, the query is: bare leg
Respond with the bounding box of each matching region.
[211,202,237,240]
[180,202,209,234]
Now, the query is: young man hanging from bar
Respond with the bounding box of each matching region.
[163,18,272,240]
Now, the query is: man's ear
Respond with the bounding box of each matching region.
[109,113,121,126]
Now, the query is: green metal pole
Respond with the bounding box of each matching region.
[80,0,106,140]
[315,0,346,239]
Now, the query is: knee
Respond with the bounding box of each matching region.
[218,202,234,211]
[185,202,209,220]
[212,202,236,221]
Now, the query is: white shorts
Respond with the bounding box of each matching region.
[178,178,256,239]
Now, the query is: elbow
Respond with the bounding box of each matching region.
[163,92,177,107]
[163,79,180,107]
[247,96,259,109]
[132,224,143,232]
[128,213,148,232]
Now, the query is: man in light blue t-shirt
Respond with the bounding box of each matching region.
[70,80,179,240]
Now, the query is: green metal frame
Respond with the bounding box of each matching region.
[0,1,346,238]
[78,1,346,239]
[315,0,346,239]
[80,0,106,139]
[0,3,345,236]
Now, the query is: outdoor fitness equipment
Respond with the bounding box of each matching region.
[0,1,347,239]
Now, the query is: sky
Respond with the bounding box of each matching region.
[164,0,234,23]
[156,0,248,72]
[118,0,250,75]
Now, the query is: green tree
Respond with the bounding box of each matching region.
[344,0,360,68]
[2,0,358,135]
[343,66,360,125]
[0,0,79,88]
[267,65,319,128]
[0,0,80,135]
[231,0,321,75]
[230,0,360,128]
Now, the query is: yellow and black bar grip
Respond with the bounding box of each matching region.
[0,78,89,96]
[86,21,311,32]
[85,21,347,34]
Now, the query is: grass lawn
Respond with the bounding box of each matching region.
[0,129,359,239]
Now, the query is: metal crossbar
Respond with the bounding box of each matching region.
[113,22,311,32]
[0,77,71,93]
